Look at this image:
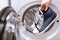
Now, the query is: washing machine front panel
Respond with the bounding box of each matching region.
[18,1,60,40]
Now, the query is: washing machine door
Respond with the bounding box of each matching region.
[0,6,19,40]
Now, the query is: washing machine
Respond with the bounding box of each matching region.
[16,0,60,40]
[0,0,60,40]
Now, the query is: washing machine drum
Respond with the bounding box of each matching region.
[0,6,18,40]
[22,5,44,33]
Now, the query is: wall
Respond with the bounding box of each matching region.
[0,0,8,11]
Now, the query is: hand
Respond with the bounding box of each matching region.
[40,0,51,11]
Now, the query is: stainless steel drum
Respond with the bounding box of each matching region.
[22,5,44,33]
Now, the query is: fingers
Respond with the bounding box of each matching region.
[40,0,51,11]
[41,4,46,11]
[41,3,49,11]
